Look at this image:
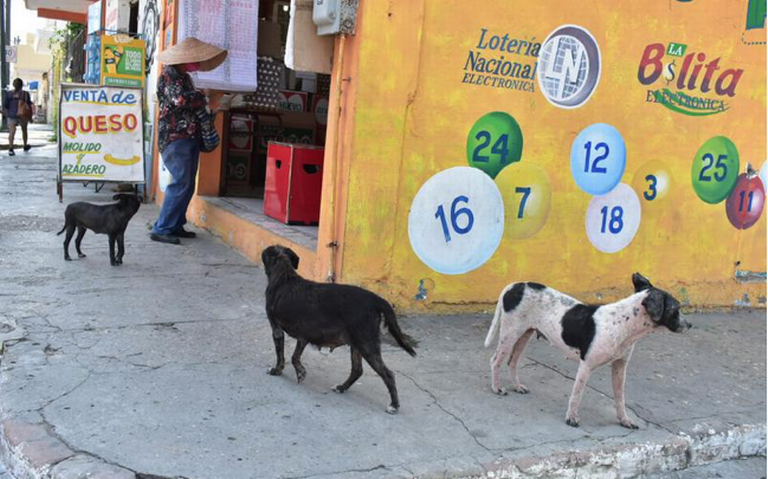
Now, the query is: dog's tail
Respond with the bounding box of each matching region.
[56,225,66,236]
[378,298,417,357]
[484,289,505,348]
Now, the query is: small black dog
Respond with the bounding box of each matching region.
[261,245,417,414]
[56,194,141,266]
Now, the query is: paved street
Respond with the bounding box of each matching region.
[0,125,764,479]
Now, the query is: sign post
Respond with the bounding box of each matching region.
[57,83,146,202]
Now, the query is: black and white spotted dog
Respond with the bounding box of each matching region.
[484,273,690,428]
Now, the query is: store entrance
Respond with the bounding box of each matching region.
[216,0,331,245]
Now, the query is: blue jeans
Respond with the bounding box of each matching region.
[153,138,200,235]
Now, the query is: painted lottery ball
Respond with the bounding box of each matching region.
[570,123,626,196]
[631,160,673,205]
[408,166,505,275]
[691,136,740,204]
[466,111,523,179]
[725,173,765,230]
[495,162,552,239]
[585,183,642,253]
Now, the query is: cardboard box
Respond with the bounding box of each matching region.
[278,90,308,113]
[258,21,283,59]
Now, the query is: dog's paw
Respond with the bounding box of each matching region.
[64,257,72,261]
[565,415,581,428]
[386,405,399,415]
[295,369,306,384]
[491,386,508,396]
[513,384,530,394]
[619,418,639,430]
[267,367,283,376]
[78,253,86,258]
[110,261,119,266]
[331,385,346,394]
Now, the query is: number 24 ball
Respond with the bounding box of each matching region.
[466,112,524,179]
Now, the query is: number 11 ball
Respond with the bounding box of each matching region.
[725,173,765,230]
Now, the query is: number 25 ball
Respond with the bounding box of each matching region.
[570,123,626,196]
[691,136,740,204]
[726,173,765,230]
[466,112,524,179]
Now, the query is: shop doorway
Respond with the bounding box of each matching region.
[215,0,331,247]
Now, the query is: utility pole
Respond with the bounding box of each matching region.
[0,0,7,132]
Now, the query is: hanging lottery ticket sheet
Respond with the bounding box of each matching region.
[177,0,259,92]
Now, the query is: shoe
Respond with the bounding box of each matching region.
[23,145,30,152]
[8,150,14,156]
[173,228,196,238]
[150,233,181,245]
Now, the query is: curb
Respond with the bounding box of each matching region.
[0,416,763,479]
[0,418,136,479]
[473,423,766,479]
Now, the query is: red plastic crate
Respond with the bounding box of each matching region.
[264,142,325,225]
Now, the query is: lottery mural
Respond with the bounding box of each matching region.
[326,0,767,309]
[379,0,766,304]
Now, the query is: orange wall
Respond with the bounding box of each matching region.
[334,0,767,311]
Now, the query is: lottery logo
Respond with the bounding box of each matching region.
[537,25,601,109]
[585,183,641,253]
[570,123,627,196]
[495,162,552,239]
[691,136,740,204]
[408,167,505,275]
[466,112,524,179]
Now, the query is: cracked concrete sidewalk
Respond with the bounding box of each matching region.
[0,136,765,479]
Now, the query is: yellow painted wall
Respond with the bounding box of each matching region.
[340,0,767,310]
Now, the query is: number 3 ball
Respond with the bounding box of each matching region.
[466,112,524,179]
[631,160,673,205]
[726,173,765,230]
[691,136,740,204]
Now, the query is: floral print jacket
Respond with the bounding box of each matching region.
[157,65,207,153]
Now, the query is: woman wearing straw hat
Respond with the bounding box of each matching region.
[150,37,229,245]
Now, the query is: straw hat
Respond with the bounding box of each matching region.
[157,37,228,71]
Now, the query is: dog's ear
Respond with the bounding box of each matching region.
[261,247,274,276]
[284,247,300,270]
[642,289,665,323]
[664,292,681,319]
[632,273,653,292]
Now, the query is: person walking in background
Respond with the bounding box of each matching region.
[3,78,33,156]
[150,37,228,245]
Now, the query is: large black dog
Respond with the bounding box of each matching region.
[261,245,417,414]
[56,194,141,266]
